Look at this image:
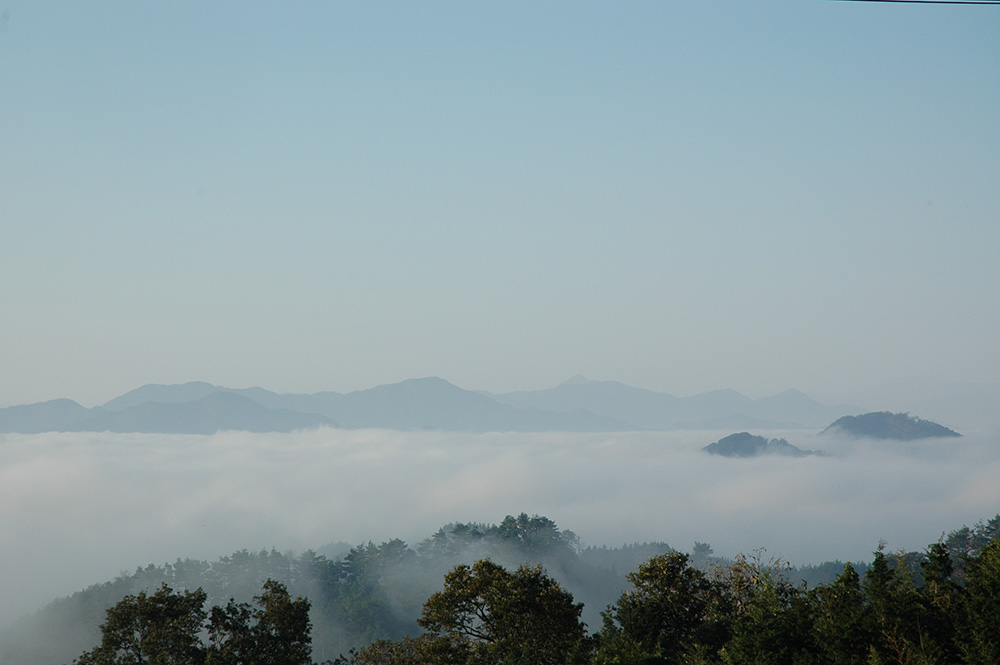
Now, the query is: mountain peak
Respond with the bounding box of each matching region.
[399,376,452,386]
[371,377,459,393]
[559,375,591,386]
[102,382,221,411]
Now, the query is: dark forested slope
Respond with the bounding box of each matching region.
[703,432,822,457]
[3,514,998,665]
[822,411,961,440]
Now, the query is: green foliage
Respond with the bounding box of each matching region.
[74,581,311,665]
[354,634,469,665]
[328,540,421,645]
[27,513,1000,665]
[861,545,939,664]
[419,513,580,562]
[716,551,816,665]
[956,540,1000,665]
[496,513,580,555]
[595,551,728,665]
[74,584,207,665]
[811,564,871,665]
[790,561,868,590]
[418,559,586,665]
[207,579,312,665]
[919,543,961,664]
[692,542,715,568]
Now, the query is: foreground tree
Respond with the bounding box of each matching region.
[957,539,1000,665]
[811,563,871,665]
[353,634,469,665]
[919,543,961,664]
[207,579,312,665]
[595,551,728,665]
[74,584,207,665]
[717,550,817,665]
[862,546,935,665]
[417,559,587,665]
[74,580,311,665]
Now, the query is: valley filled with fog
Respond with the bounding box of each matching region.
[3,2,997,662]
[3,426,998,628]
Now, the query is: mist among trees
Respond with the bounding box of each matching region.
[2,513,998,665]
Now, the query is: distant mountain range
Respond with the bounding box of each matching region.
[0,376,861,434]
[491,375,855,430]
[820,412,961,440]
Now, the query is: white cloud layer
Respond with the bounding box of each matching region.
[2,428,999,627]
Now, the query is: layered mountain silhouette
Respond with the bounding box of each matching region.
[491,376,856,429]
[0,393,332,435]
[820,412,961,440]
[1,376,859,434]
[703,432,822,458]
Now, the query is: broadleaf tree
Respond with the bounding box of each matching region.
[417,559,587,665]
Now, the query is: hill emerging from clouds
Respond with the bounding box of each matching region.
[821,412,961,440]
[703,432,823,458]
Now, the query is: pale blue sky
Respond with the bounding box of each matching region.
[2,1,998,407]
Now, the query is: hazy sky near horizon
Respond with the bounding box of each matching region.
[2,2,998,408]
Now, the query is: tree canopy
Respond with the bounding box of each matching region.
[74,580,311,665]
[26,513,1000,665]
[415,559,586,665]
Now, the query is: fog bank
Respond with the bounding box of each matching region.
[2,427,998,627]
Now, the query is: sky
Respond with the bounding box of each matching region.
[3,427,1000,627]
[1,1,999,408]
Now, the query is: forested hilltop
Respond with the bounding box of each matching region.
[2,514,998,665]
[821,412,961,440]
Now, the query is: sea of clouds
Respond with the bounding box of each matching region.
[2,427,999,627]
